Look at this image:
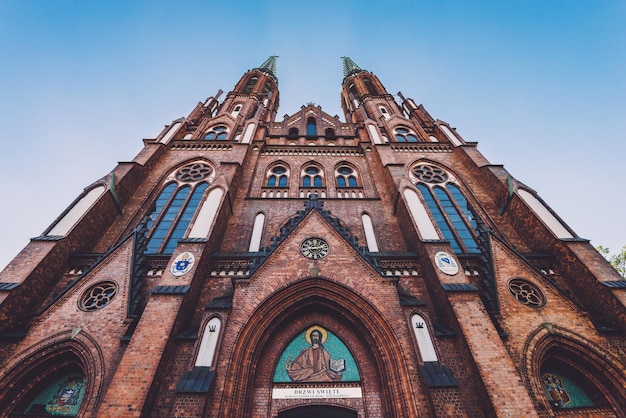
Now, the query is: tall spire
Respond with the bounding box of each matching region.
[256,56,278,81]
[341,57,365,79]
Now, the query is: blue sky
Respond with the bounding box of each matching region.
[0,1,624,269]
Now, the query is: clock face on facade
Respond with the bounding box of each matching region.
[300,238,330,260]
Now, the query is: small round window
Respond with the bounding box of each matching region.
[79,281,118,311]
[176,162,213,182]
[508,278,545,308]
[411,164,449,184]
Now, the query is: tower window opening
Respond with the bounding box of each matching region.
[231,104,242,118]
[363,78,378,95]
[348,83,359,99]
[267,165,289,188]
[243,76,258,94]
[306,117,317,136]
[395,127,418,142]
[379,106,390,120]
[204,125,229,140]
[302,165,323,187]
[263,81,272,96]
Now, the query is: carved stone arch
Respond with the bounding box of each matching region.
[219,277,420,417]
[521,325,626,415]
[0,330,105,417]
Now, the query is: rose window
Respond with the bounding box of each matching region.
[411,164,448,184]
[80,281,118,311]
[176,162,213,182]
[508,278,545,308]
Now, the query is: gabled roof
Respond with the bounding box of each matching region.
[243,195,381,277]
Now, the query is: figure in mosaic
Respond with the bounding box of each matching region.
[286,326,344,382]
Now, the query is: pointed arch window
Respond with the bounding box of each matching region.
[411,164,479,254]
[379,106,390,120]
[204,125,229,140]
[243,76,258,94]
[145,163,214,254]
[231,104,242,118]
[249,213,266,252]
[395,127,419,142]
[302,165,323,187]
[336,165,358,188]
[267,164,289,188]
[361,213,379,252]
[306,117,317,136]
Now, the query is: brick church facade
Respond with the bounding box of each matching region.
[0,57,625,417]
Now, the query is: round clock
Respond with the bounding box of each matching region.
[300,238,330,260]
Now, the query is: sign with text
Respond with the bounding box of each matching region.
[272,387,362,399]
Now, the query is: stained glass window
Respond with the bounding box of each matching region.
[144,163,213,254]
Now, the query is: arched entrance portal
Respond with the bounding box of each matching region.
[278,405,357,418]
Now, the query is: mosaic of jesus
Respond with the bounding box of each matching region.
[273,325,360,383]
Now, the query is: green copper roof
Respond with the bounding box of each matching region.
[341,56,365,79]
[256,56,278,81]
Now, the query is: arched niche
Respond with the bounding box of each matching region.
[524,326,626,414]
[217,277,419,418]
[0,331,104,417]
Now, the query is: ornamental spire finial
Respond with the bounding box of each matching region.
[341,57,364,79]
[256,56,279,81]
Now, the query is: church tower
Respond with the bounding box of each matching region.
[1,58,625,417]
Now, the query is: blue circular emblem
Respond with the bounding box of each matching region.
[170,252,195,277]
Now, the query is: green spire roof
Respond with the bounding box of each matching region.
[256,56,278,81]
[341,57,365,79]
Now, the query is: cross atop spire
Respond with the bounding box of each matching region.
[256,56,279,81]
[341,57,365,79]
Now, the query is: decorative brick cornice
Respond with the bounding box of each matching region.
[261,146,364,157]
[390,143,452,153]
[170,142,234,151]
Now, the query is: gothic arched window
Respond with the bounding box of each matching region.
[336,165,358,188]
[306,117,317,136]
[204,125,228,140]
[145,162,214,254]
[267,164,289,188]
[302,165,323,187]
[395,127,419,142]
[411,164,479,254]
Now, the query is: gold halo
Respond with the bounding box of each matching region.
[304,325,327,344]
